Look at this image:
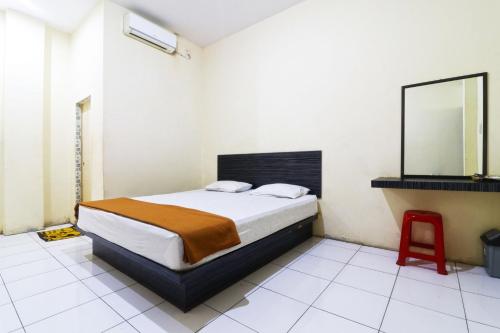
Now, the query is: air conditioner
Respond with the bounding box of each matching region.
[123,13,177,54]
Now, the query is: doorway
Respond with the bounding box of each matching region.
[76,97,91,203]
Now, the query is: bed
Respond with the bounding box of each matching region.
[80,151,322,312]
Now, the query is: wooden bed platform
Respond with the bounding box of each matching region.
[87,150,322,312]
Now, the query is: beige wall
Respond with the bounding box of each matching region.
[201,0,500,264]
[102,1,203,198]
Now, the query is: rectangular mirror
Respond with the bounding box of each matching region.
[402,73,487,178]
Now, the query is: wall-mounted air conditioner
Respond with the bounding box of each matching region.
[123,13,177,54]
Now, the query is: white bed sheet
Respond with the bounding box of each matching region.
[78,189,318,271]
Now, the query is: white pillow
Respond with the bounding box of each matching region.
[251,183,310,199]
[205,181,252,193]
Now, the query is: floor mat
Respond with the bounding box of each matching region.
[37,226,81,242]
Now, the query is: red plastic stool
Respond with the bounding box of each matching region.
[396,210,447,275]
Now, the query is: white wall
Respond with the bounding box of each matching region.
[2,11,46,234]
[0,11,75,233]
[2,0,499,263]
[201,0,500,264]
[70,3,104,201]
[0,12,5,233]
[102,1,203,198]
[1,0,203,233]
[44,29,75,225]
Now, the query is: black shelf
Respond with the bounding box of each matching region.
[371,177,500,192]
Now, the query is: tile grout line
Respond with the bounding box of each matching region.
[302,248,401,276]
[3,262,74,285]
[3,246,115,303]
[124,299,224,333]
[283,267,331,281]
[461,289,500,301]
[9,241,340,317]
[456,262,470,333]
[228,262,500,333]
[242,274,325,309]
[467,319,500,331]
[5,242,115,294]
[301,245,500,301]
[376,263,475,324]
[200,304,257,333]
[277,253,346,281]
[268,238,494,296]
[121,301,166,333]
[243,245,476,331]
[113,291,164,322]
[217,252,315,331]
[204,280,262,312]
[0,272,25,332]
[1,232,92,264]
[377,264,399,332]
[103,320,140,333]
[0,242,41,253]
[21,236,133,331]
[332,280,392,299]
[283,247,386,331]
[104,286,171,331]
[396,273,461,291]
[217,240,348,332]
[218,313,260,333]
[125,299,166,319]
[11,278,82,303]
[4,233,498,332]
[354,265,500,301]
[21,298,99,329]
[9,232,250,333]
[380,297,468,321]
[261,252,397,301]
[255,262,393,306]
[308,305,383,332]
[44,248,133,327]
[285,245,361,333]
[344,262,398,276]
[0,241,41,252]
[0,251,66,272]
[258,284,315,307]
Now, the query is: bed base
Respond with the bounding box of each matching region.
[87,215,315,312]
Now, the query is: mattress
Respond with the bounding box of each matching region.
[78,189,318,271]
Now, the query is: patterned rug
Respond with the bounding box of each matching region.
[37,226,81,242]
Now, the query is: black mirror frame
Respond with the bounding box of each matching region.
[401,72,488,179]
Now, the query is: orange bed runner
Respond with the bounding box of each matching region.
[79,198,241,264]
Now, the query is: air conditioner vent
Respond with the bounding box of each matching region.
[123,13,177,54]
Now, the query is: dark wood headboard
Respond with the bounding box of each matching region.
[217,151,322,198]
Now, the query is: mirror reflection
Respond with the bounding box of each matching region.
[403,74,486,177]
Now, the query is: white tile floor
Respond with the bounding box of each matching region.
[1,227,500,333]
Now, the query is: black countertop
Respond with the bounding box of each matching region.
[371,177,500,192]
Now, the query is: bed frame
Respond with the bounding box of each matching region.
[87,150,322,312]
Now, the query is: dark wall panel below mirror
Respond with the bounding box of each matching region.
[371,177,500,192]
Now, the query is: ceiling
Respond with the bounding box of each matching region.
[0,0,101,33]
[0,0,306,47]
